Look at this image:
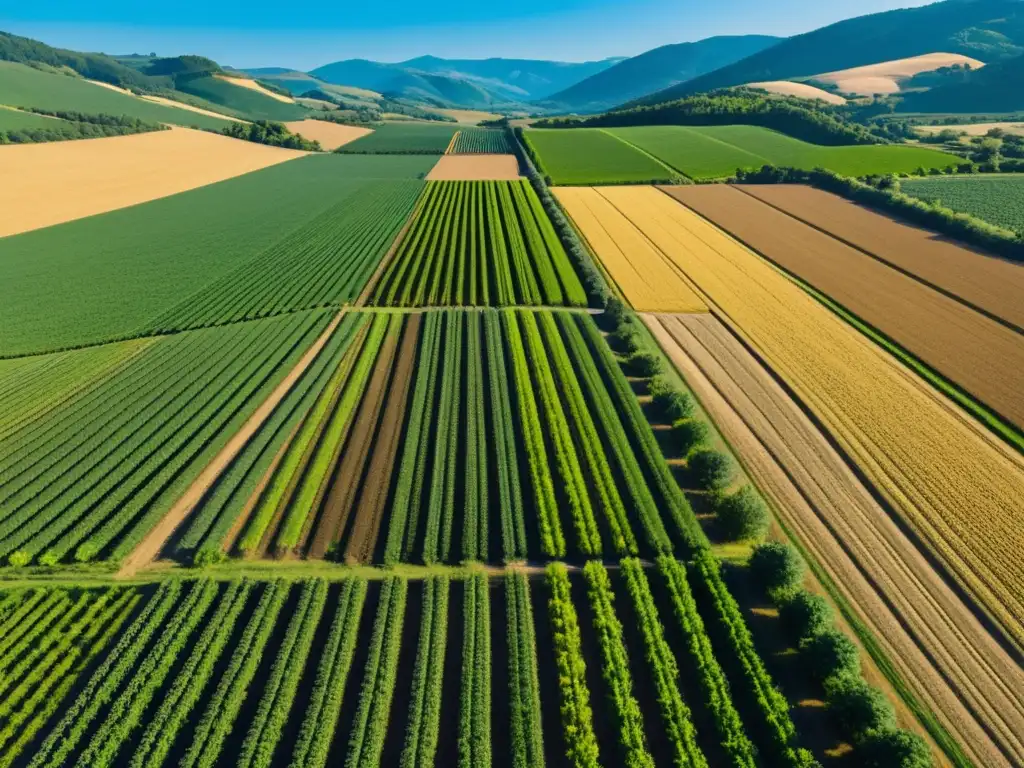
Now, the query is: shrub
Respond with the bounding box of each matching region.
[778,590,833,641]
[628,351,662,377]
[604,298,630,328]
[801,629,860,682]
[716,485,770,541]
[193,547,226,567]
[7,550,31,568]
[824,676,896,738]
[858,728,932,768]
[612,324,643,354]
[749,541,806,596]
[688,449,733,491]
[672,419,709,454]
[652,388,695,422]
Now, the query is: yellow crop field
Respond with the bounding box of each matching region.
[554,187,706,313]
[0,126,307,237]
[581,184,1024,652]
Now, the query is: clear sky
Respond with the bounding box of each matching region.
[1,0,935,70]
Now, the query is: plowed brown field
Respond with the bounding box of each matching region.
[572,185,1024,655]
[665,184,1024,429]
[426,154,522,180]
[342,314,421,563]
[647,311,1024,768]
[309,322,400,558]
[554,186,707,312]
[736,184,1024,330]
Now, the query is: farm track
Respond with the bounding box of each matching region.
[310,319,400,558]
[118,310,346,576]
[735,184,1024,332]
[647,312,1024,768]
[665,185,1024,430]
[342,314,421,564]
[576,185,1024,656]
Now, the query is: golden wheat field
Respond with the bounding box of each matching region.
[554,186,707,312]
[576,185,1024,652]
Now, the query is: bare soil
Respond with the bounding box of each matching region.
[737,184,1024,331]
[426,154,522,181]
[309,325,400,558]
[665,184,1024,429]
[646,312,1024,767]
[342,314,421,563]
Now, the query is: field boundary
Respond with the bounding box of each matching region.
[444,131,460,155]
[732,185,1024,337]
[597,129,687,181]
[116,310,347,577]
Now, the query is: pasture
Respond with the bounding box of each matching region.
[0,154,434,357]
[175,74,307,121]
[523,128,678,184]
[609,125,960,179]
[901,174,1024,236]
[0,61,232,130]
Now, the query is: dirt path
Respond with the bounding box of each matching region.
[343,314,421,563]
[310,323,400,558]
[645,312,1024,768]
[117,311,346,577]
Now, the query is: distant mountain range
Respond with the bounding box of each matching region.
[628,0,1024,107]
[537,36,781,113]
[301,56,623,108]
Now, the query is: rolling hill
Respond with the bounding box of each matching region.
[628,0,1024,107]
[899,51,1024,111]
[538,36,781,113]
[309,56,621,107]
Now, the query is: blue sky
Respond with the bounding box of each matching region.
[1,0,934,69]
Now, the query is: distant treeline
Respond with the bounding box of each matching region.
[221,120,321,151]
[0,109,166,145]
[734,165,1024,262]
[536,91,883,147]
[300,89,457,125]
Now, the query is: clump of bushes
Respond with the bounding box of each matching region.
[688,449,733,491]
[628,351,662,377]
[715,484,769,541]
[672,419,709,454]
[747,540,932,767]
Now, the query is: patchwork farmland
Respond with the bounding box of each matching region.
[5,37,1021,766]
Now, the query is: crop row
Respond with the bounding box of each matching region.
[460,575,492,768]
[0,310,332,566]
[451,127,515,154]
[400,577,450,768]
[507,572,546,767]
[145,180,423,333]
[371,180,587,307]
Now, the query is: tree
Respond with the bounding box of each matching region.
[628,351,662,377]
[716,485,769,541]
[604,298,629,328]
[749,542,806,596]
[858,729,932,768]
[801,629,860,683]
[824,676,896,739]
[612,323,643,354]
[688,449,733,491]
[672,419,709,454]
[652,388,695,422]
[778,590,832,641]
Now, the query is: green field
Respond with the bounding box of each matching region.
[175,75,308,121]
[0,155,436,357]
[451,126,514,153]
[0,61,233,130]
[0,107,71,134]
[337,122,460,154]
[371,181,588,306]
[610,124,961,179]
[0,310,331,565]
[902,174,1024,235]
[525,127,678,184]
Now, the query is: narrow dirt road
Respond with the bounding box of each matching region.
[117,310,346,577]
[645,312,1024,768]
